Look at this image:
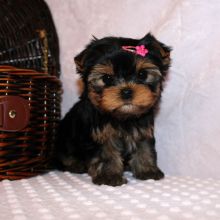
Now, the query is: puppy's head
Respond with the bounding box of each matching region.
[74,33,171,119]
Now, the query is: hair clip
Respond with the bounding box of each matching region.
[122,45,148,57]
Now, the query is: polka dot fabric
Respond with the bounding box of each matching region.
[0,171,220,220]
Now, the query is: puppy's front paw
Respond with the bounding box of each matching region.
[92,174,127,186]
[134,168,164,181]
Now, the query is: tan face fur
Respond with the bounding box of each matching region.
[88,58,162,117]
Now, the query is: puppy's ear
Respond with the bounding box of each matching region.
[74,49,88,74]
[74,36,99,75]
[140,33,171,71]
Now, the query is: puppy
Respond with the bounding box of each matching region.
[55,33,171,186]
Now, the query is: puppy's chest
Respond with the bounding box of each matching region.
[92,123,153,153]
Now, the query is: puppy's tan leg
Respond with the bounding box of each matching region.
[88,143,127,186]
[129,139,164,180]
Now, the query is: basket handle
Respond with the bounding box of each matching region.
[0,96,30,132]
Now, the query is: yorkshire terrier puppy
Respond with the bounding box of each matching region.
[55,33,171,186]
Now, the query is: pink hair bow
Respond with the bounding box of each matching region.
[122,45,148,57]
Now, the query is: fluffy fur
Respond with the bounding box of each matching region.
[55,33,171,186]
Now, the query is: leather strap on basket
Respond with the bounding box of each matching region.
[0,96,30,132]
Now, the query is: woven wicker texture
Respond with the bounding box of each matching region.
[0,0,60,76]
[0,66,61,180]
[0,0,61,180]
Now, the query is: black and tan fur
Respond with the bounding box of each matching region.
[55,33,171,186]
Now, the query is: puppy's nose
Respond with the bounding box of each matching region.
[120,88,133,100]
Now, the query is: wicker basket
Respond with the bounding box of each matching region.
[0,66,61,180]
[0,0,60,76]
[0,0,62,180]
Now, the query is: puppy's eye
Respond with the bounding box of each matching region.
[137,71,147,80]
[102,74,114,86]
[138,69,161,84]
